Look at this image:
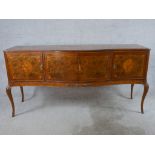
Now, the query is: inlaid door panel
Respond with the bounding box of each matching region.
[6,52,43,81]
[79,53,111,82]
[45,52,78,82]
[113,53,146,79]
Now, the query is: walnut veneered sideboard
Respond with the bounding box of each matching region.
[4,44,150,117]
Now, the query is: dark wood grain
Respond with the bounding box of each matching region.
[45,52,78,82]
[78,53,111,82]
[113,53,146,79]
[5,52,43,81]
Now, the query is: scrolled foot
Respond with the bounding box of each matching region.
[6,86,15,117]
[12,112,15,117]
[141,82,149,114]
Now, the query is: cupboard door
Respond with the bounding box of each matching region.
[45,52,78,82]
[113,53,146,79]
[79,53,111,82]
[6,52,43,81]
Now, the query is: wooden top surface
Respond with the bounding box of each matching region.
[4,44,150,52]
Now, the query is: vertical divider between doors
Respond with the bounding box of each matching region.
[110,51,114,80]
[77,53,80,85]
[42,52,46,81]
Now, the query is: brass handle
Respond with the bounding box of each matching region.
[40,64,43,70]
[79,64,81,72]
[113,64,116,69]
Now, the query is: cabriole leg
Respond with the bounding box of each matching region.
[131,84,134,99]
[141,82,149,114]
[20,86,24,102]
[6,86,15,117]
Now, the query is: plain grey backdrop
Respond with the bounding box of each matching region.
[0,19,155,134]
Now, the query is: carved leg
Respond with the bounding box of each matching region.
[141,82,149,114]
[131,84,134,99]
[6,86,15,117]
[20,86,24,102]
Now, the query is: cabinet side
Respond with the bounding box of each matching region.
[3,51,11,86]
[144,49,150,82]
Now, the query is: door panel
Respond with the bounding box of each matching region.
[79,53,111,82]
[113,53,146,79]
[6,52,43,81]
[45,53,78,82]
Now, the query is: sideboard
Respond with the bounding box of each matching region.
[4,44,150,117]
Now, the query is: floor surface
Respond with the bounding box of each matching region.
[0,84,155,135]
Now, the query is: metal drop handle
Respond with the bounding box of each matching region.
[40,64,43,70]
[113,64,116,69]
[79,64,81,72]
